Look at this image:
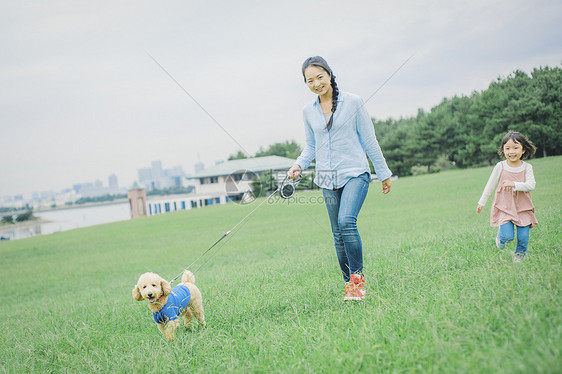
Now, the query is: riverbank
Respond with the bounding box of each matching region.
[0,217,45,240]
[35,198,129,212]
[0,202,131,240]
[0,198,129,216]
[0,217,51,228]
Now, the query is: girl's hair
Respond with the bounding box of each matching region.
[302,56,339,130]
[498,130,537,159]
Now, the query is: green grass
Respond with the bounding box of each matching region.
[1,156,561,373]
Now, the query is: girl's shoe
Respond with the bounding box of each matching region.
[513,252,525,263]
[344,273,366,301]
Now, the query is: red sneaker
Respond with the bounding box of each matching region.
[344,273,365,301]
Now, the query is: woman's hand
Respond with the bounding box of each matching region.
[381,178,392,194]
[476,205,483,213]
[287,164,302,179]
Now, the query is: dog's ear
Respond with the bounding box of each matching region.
[161,279,172,296]
[132,284,144,301]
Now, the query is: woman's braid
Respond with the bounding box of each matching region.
[325,75,339,130]
[331,75,339,114]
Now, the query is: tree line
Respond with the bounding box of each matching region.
[232,64,561,178]
[1,210,36,225]
[374,64,561,176]
[228,140,302,161]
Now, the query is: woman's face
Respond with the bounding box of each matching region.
[304,65,332,97]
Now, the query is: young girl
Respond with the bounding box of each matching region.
[287,56,392,300]
[476,131,537,262]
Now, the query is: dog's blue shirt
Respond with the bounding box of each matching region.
[153,285,191,324]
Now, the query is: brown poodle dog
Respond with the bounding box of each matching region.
[132,270,205,341]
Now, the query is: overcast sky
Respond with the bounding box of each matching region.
[1,0,561,197]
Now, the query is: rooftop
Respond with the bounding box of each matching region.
[128,181,145,190]
[188,156,297,179]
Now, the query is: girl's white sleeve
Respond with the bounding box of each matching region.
[513,163,536,191]
[478,163,502,207]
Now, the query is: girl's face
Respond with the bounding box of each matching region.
[503,138,525,164]
[304,65,332,98]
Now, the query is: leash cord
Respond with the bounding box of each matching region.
[169,185,281,284]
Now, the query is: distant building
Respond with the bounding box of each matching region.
[73,180,106,198]
[138,156,298,216]
[73,175,124,198]
[0,194,27,210]
[194,162,205,174]
[137,160,187,190]
[187,155,297,205]
[9,188,78,210]
[137,167,152,183]
[128,181,147,218]
[151,160,163,181]
[108,174,119,195]
[146,194,210,216]
[109,174,118,189]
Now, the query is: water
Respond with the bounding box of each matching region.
[0,203,131,240]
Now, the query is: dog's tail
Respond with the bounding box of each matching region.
[181,270,196,284]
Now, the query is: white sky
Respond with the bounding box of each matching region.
[1,0,561,197]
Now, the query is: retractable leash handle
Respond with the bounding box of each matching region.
[279,175,302,199]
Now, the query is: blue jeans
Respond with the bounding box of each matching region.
[322,173,370,282]
[498,222,530,254]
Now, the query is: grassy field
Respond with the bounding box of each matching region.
[1,156,561,373]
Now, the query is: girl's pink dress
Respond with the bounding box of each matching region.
[491,163,537,228]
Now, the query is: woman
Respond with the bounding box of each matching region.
[287,56,392,301]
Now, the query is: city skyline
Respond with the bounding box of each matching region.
[1,159,193,202]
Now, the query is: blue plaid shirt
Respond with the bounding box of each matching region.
[296,91,392,189]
